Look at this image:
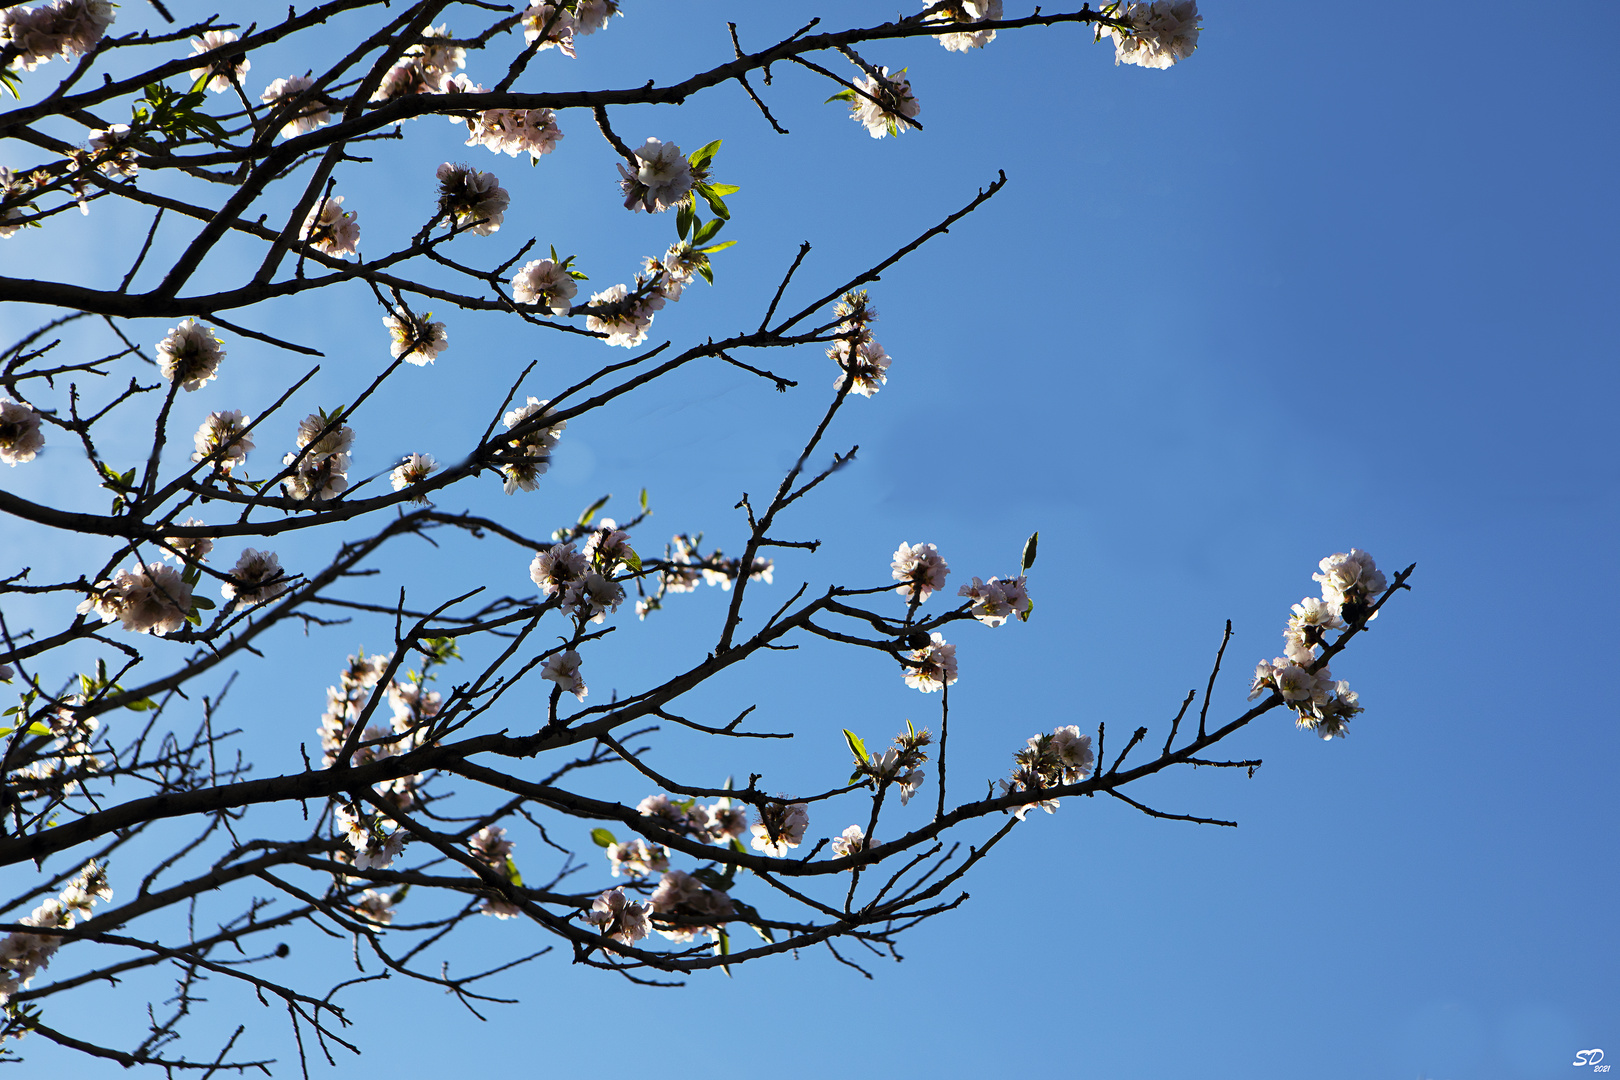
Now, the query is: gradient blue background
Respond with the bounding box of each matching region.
[2,3,1615,1077]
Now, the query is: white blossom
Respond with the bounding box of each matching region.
[540,649,586,700]
[529,541,588,599]
[1049,726,1095,782]
[260,75,330,138]
[1284,596,1344,664]
[618,138,693,214]
[830,825,869,859]
[1312,549,1388,611]
[647,869,733,942]
[351,889,395,925]
[1099,1,1201,69]
[87,123,138,178]
[0,0,112,71]
[931,0,1003,52]
[0,396,45,465]
[301,194,360,257]
[390,453,438,502]
[606,838,668,879]
[371,24,464,103]
[382,305,448,365]
[462,105,564,162]
[891,541,948,603]
[903,632,958,693]
[162,519,214,566]
[521,3,577,54]
[155,320,224,392]
[585,283,654,348]
[76,563,192,636]
[830,338,890,397]
[749,801,808,856]
[499,397,566,493]
[958,575,1031,627]
[584,886,649,944]
[562,571,624,624]
[222,548,289,607]
[512,258,578,315]
[188,30,249,93]
[191,410,253,473]
[849,66,920,139]
[435,162,508,236]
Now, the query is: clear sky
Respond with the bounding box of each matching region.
[2,3,1616,1078]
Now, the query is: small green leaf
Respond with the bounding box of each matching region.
[842,728,868,763]
[692,217,724,246]
[578,494,611,527]
[676,200,694,240]
[623,550,642,573]
[697,240,737,255]
[1018,595,1035,623]
[698,187,730,220]
[688,139,723,168]
[1020,531,1039,573]
[504,856,524,887]
[590,828,617,848]
[697,263,714,285]
[825,89,857,104]
[125,698,157,712]
[705,183,740,197]
[639,488,649,512]
[191,595,215,611]
[181,565,201,586]
[0,721,52,738]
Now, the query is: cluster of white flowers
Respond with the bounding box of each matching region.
[849,66,921,139]
[445,80,565,163]
[647,870,734,943]
[619,138,693,214]
[902,632,957,693]
[891,541,948,603]
[496,396,565,493]
[316,651,433,799]
[0,396,44,465]
[929,0,1003,52]
[221,547,289,608]
[521,0,619,57]
[512,258,578,315]
[301,194,360,258]
[12,698,103,794]
[959,575,1031,627]
[584,886,648,944]
[435,162,509,236]
[162,519,214,567]
[468,825,522,918]
[540,649,587,700]
[749,800,809,856]
[856,724,931,804]
[87,123,138,178]
[382,305,447,366]
[76,563,192,636]
[191,409,253,473]
[390,453,438,502]
[828,291,890,397]
[653,533,773,603]
[372,23,465,103]
[0,861,111,1006]
[1097,0,1200,69]
[350,888,396,926]
[1001,725,1094,820]
[155,320,225,392]
[632,793,749,848]
[583,282,655,348]
[282,411,353,501]
[1248,550,1385,740]
[260,75,329,138]
[830,824,872,859]
[187,30,249,93]
[0,0,112,72]
[334,804,407,871]
[606,837,669,879]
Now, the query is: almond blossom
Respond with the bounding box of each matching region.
[541,649,586,700]
[390,453,438,501]
[435,163,508,236]
[191,410,253,473]
[1098,1,1200,70]
[155,320,224,392]
[849,67,920,139]
[498,397,566,493]
[584,887,648,944]
[903,632,958,693]
[749,801,808,856]
[77,563,193,636]
[930,0,1003,52]
[891,541,949,603]
[512,258,578,315]
[301,194,360,257]
[382,305,447,365]
[0,397,45,465]
[0,0,113,72]
[260,75,330,138]
[618,138,693,214]
[188,30,249,93]
[222,548,289,607]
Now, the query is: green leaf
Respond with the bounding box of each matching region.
[825,89,857,104]
[692,217,724,246]
[688,139,723,168]
[697,263,714,285]
[842,728,868,763]
[0,721,52,738]
[705,183,740,197]
[190,595,215,611]
[715,927,732,976]
[124,698,157,712]
[578,494,611,527]
[590,828,617,848]
[1018,595,1035,623]
[698,187,730,220]
[676,200,694,240]
[639,488,649,512]
[622,550,642,573]
[504,856,524,887]
[1020,531,1039,573]
[181,565,201,586]
[692,868,729,891]
[697,240,736,255]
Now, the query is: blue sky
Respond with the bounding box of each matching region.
[3,2,1616,1078]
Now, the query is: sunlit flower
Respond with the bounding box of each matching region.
[0,397,45,465]
[155,320,224,392]
[584,886,649,944]
[749,801,808,856]
[930,0,1003,51]
[618,137,693,214]
[191,410,253,473]
[222,548,289,607]
[512,258,577,315]
[188,30,249,92]
[903,632,958,693]
[849,66,920,139]
[1098,1,1201,69]
[77,563,192,636]
[390,453,437,502]
[382,305,447,365]
[261,75,330,138]
[301,194,360,257]
[891,541,948,603]
[435,162,508,236]
[541,649,586,700]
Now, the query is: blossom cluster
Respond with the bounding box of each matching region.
[496,396,566,493]
[222,548,289,608]
[528,538,628,631]
[0,0,112,72]
[301,194,360,258]
[0,396,44,465]
[749,800,809,856]
[469,825,522,918]
[512,257,579,315]
[618,138,693,214]
[316,652,436,815]
[187,30,249,93]
[390,453,438,502]
[647,869,734,943]
[902,632,957,694]
[855,723,932,805]
[1249,550,1385,740]
[521,0,619,58]
[1000,725,1095,820]
[928,0,1003,52]
[959,574,1031,627]
[156,320,224,393]
[382,305,447,366]
[260,75,329,139]
[891,541,948,603]
[0,861,111,1006]
[584,240,700,348]
[334,804,408,871]
[435,162,509,236]
[829,291,890,397]
[634,793,749,849]
[640,533,772,616]
[191,410,253,474]
[448,83,565,163]
[1097,1,1201,70]
[848,67,921,139]
[76,563,192,636]
[584,886,648,944]
[282,410,354,501]
[372,23,465,104]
